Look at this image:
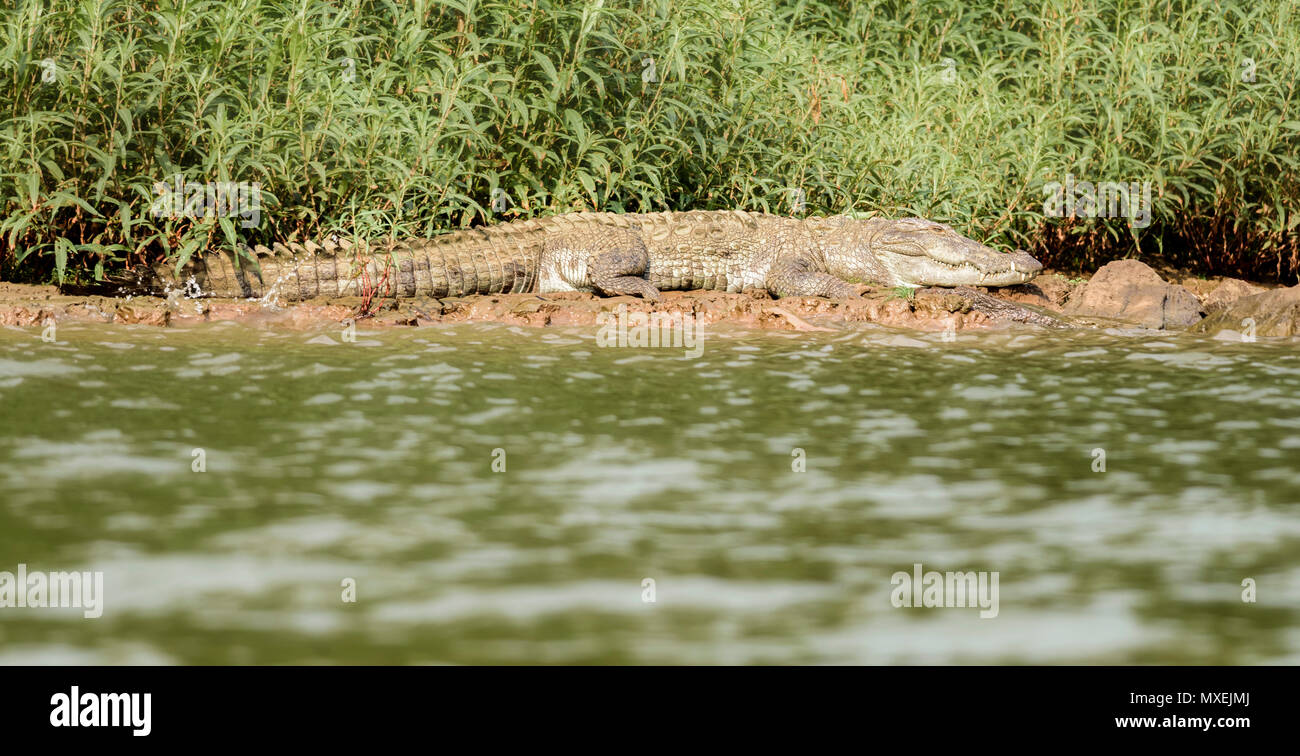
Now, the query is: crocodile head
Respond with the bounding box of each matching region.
[825,217,1043,288]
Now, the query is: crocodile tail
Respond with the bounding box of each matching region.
[151,227,545,301]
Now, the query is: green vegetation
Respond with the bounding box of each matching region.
[2,0,1297,286]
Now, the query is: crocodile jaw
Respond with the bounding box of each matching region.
[884,249,1044,288]
[872,219,1043,288]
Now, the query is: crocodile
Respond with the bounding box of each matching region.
[141,210,1045,306]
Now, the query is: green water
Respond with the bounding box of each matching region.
[0,319,1297,664]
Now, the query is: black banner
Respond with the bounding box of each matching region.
[1,665,1284,744]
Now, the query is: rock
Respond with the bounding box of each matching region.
[0,306,55,327]
[511,300,544,314]
[1192,285,1300,338]
[1063,260,1202,329]
[1168,274,1220,301]
[1199,278,1267,313]
[113,304,170,326]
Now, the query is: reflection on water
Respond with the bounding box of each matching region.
[0,320,1297,664]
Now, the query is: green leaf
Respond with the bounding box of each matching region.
[54,238,72,285]
[173,236,202,278]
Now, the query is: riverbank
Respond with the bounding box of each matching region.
[1,260,1293,337]
[0,281,998,332]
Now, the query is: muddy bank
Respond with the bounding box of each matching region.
[0,265,1287,334]
[0,280,1039,332]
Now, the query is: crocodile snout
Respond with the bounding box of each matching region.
[1008,249,1044,277]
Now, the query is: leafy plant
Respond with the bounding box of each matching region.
[1,0,1297,286]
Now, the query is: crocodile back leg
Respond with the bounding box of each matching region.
[537,227,661,301]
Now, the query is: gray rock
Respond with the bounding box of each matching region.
[1200,278,1267,313]
[1063,260,1202,329]
[1193,285,1300,338]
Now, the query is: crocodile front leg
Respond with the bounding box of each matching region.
[766,257,863,298]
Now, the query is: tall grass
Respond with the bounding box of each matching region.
[2,0,1298,286]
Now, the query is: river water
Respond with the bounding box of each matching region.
[0,319,1296,664]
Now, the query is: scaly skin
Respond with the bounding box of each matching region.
[933,287,1072,329]
[145,211,1043,301]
